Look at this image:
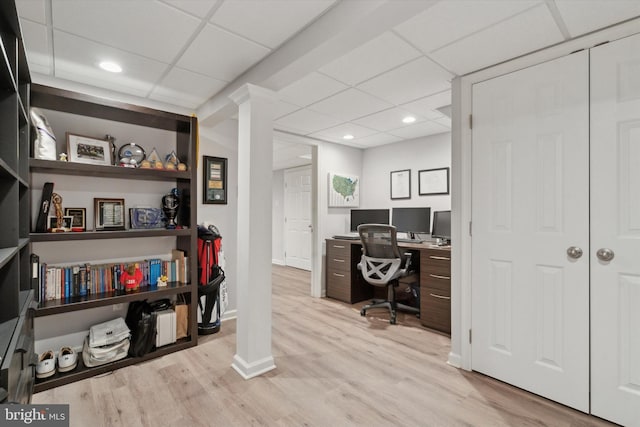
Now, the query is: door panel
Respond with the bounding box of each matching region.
[590,33,640,426]
[284,166,312,270]
[472,51,590,411]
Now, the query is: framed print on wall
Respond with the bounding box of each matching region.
[418,167,450,196]
[203,156,227,204]
[390,169,411,200]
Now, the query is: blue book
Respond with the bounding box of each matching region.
[64,267,70,298]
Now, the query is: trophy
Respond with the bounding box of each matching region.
[162,188,180,229]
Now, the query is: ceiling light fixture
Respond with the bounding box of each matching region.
[343,134,354,140]
[402,116,416,124]
[99,61,122,73]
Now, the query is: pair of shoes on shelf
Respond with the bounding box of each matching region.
[36,347,78,379]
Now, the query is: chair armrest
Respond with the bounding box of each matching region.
[402,252,413,273]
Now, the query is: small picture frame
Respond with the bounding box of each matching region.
[47,216,73,231]
[64,208,86,231]
[67,133,114,166]
[390,169,411,200]
[203,156,227,204]
[94,198,125,231]
[418,167,450,196]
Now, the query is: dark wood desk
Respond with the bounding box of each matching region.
[326,238,451,334]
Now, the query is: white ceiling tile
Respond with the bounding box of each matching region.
[555,0,640,37]
[357,57,453,105]
[53,31,168,98]
[353,107,426,132]
[210,0,336,49]
[149,67,227,109]
[20,20,51,75]
[430,4,564,75]
[278,72,347,107]
[308,123,378,143]
[350,132,403,148]
[177,23,270,81]
[16,0,47,24]
[433,116,451,128]
[273,100,302,120]
[52,0,200,63]
[401,90,451,119]
[394,1,541,54]
[275,108,343,135]
[162,0,215,18]
[319,32,422,86]
[307,88,393,122]
[387,120,449,139]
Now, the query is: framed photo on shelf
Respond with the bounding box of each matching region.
[94,198,125,231]
[203,156,227,204]
[64,207,86,231]
[47,216,73,231]
[67,133,113,166]
[418,167,450,196]
[390,169,411,200]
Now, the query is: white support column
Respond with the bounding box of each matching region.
[229,84,276,379]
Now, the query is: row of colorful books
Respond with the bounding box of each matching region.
[34,252,189,302]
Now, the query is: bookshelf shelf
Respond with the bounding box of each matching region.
[35,282,192,316]
[30,228,191,242]
[30,158,191,181]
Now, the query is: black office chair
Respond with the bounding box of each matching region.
[357,224,419,324]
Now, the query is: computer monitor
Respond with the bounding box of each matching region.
[431,210,451,245]
[391,207,431,239]
[350,209,390,231]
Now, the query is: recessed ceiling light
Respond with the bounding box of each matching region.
[99,61,122,73]
[343,134,354,140]
[402,116,416,124]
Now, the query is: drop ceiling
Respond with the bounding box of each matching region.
[16,0,640,159]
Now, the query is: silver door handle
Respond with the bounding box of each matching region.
[596,248,614,262]
[566,246,583,259]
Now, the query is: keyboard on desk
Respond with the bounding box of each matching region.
[397,238,425,243]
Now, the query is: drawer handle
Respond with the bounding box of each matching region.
[429,274,451,280]
[429,293,451,300]
[333,273,345,277]
[332,259,345,263]
[429,255,450,261]
[333,245,345,249]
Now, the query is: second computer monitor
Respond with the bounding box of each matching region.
[392,207,431,237]
[350,209,390,231]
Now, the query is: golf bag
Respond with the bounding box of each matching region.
[197,224,224,335]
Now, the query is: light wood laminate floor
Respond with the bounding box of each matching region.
[34,265,612,426]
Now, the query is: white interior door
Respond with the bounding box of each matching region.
[284,166,312,270]
[590,33,640,426]
[471,51,590,411]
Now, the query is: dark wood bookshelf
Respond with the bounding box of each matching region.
[34,338,195,393]
[30,158,191,181]
[0,247,18,270]
[30,228,191,242]
[35,282,192,316]
[0,157,18,180]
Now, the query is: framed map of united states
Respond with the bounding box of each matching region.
[328,172,359,207]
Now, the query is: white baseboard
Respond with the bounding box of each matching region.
[221,309,237,322]
[447,351,462,368]
[231,354,276,379]
[272,259,285,266]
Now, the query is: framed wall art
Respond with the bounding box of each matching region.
[203,156,227,204]
[67,133,114,166]
[390,169,411,200]
[94,198,125,231]
[418,167,450,196]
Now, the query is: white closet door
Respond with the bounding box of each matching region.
[284,166,312,270]
[471,51,590,411]
[591,33,640,426]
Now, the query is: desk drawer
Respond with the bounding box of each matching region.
[326,240,351,259]
[420,286,451,334]
[421,250,450,274]
[326,268,351,303]
[422,272,450,292]
[327,253,350,273]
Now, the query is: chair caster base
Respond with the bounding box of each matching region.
[360,309,366,316]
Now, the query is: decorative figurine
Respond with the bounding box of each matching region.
[118,143,145,168]
[157,275,168,287]
[59,153,68,162]
[121,264,143,292]
[162,188,179,229]
[50,193,64,232]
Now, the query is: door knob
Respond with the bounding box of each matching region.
[596,248,615,262]
[566,246,583,259]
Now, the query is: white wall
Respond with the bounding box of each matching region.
[272,169,285,265]
[361,132,451,226]
[197,134,238,316]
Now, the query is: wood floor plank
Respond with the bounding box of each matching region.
[33,265,613,426]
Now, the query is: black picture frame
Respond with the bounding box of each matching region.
[390,169,411,200]
[418,167,450,196]
[64,207,86,231]
[203,156,227,205]
[94,198,125,231]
